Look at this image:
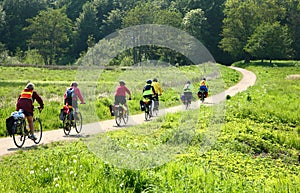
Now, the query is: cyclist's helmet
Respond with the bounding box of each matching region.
[187,81,191,84]
[119,80,125,85]
[146,79,152,84]
[71,81,78,87]
[202,77,206,81]
[25,82,34,90]
[153,78,158,82]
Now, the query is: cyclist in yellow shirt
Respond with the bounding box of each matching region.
[152,78,163,110]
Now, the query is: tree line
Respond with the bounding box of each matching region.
[0,0,299,65]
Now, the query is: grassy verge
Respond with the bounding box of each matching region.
[0,61,299,192]
[0,63,240,137]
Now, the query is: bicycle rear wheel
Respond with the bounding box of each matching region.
[33,117,42,144]
[63,115,71,135]
[145,105,151,121]
[13,119,26,148]
[74,112,82,133]
[115,108,122,126]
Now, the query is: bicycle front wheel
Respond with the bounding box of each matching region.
[123,110,129,125]
[74,112,82,133]
[13,119,26,148]
[33,117,42,144]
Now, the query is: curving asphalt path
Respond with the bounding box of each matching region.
[0,67,256,157]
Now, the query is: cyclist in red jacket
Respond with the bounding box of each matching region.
[64,82,85,109]
[16,82,44,140]
[114,80,131,111]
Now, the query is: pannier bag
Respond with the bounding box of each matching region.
[140,100,146,111]
[6,116,16,136]
[59,109,65,120]
[109,104,114,116]
[180,94,185,103]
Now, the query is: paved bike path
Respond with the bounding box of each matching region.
[0,67,256,157]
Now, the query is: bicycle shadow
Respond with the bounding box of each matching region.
[63,134,88,138]
[7,144,39,152]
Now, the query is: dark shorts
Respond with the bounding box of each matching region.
[23,110,33,117]
[184,92,193,101]
[115,95,126,105]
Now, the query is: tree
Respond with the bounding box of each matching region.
[182,8,207,44]
[24,7,73,65]
[101,9,124,36]
[73,2,99,58]
[245,22,293,63]
[285,0,300,59]
[1,0,48,52]
[54,0,87,21]
[219,0,258,61]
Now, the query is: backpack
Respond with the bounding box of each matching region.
[65,88,74,105]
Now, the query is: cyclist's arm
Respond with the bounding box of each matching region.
[158,83,163,95]
[151,86,156,95]
[75,88,85,103]
[32,91,44,109]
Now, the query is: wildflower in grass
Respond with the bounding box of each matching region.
[55,183,59,187]
[73,159,77,163]
[30,170,34,175]
[54,177,59,181]
[45,168,49,172]
[70,171,74,175]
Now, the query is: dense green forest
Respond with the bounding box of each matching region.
[0,0,299,65]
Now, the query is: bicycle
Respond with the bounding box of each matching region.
[61,104,82,135]
[12,108,43,148]
[197,89,206,103]
[114,104,129,126]
[144,98,154,121]
[152,97,159,117]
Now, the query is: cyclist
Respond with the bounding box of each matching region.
[64,82,85,108]
[114,80,131,112]
[142,79,156,111]
[16,82,44,140]
[64,82,85,126]
[183,80,193,104]
[198,77,209,98]
[152,78,163,110]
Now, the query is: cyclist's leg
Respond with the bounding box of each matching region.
[154,95,159,110]
[23,111,34,134]
[27,116,34,133]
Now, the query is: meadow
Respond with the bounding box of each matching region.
[0,61,299,192]
[0,63,239,137]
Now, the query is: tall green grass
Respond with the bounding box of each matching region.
[0,64,239,137]
[0,61,299,192]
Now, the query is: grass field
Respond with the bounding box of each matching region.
[0,63,239,137]
[0,61,299,192]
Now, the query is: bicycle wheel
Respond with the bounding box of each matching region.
[33,117,42,144]
[185,101,189,109]
[201,93,205,103]
[74,112,82,133]
[63,114,71,135]
[13,119,26,148]
[123,110,129,125]
[115,109,122,126]
[145,105,151,121]
[153,108,158,116]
